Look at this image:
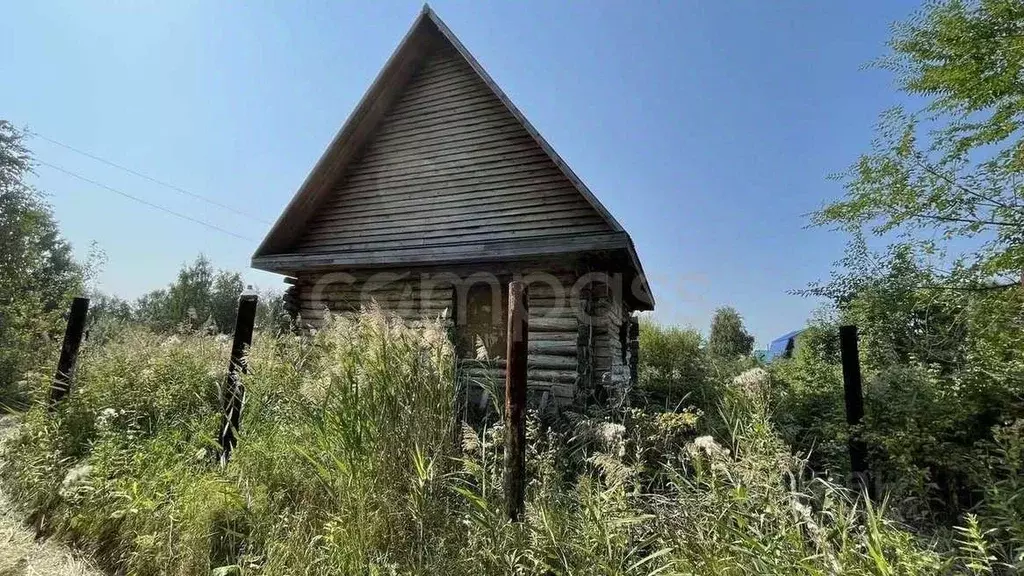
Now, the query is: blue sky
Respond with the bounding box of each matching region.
[0,1,920,345]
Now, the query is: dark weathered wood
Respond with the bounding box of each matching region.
[504,281,528,522]
[576,284,593,400]
[839,325,872,497]
[219,291,259,465]
[300,222,612,253]
[292,43,613,256]
[306,206,600,237]
[49,297,89,409]
[325,175,574,213]
[490,355,576,370]
[288,263,610,406]
[252,231,631,271]
[628,316,639,386]
[250,9,656,332]
[528,340,577,355]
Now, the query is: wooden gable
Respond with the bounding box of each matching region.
[294,42,615,254]
[252,6,654,310]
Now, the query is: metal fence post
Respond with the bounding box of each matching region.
[218,290,258,465]
[49,297,89,409]
[839,324,873,497]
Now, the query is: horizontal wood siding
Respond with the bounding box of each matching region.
[295,43,613,255]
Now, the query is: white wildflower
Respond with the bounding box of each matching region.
[595,422,626,458]
[693,435,723,454]
[59,464,93,498]
[733,367,769,396]
[96,407,118,429]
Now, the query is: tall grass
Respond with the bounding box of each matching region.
[234,308,460,572]
[0,310,1010,575]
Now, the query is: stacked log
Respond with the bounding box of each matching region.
[290,273,454,328]
[289,269,583,405]
[592,284,629,389]
[459,277,580,405]
[282,277,301,319]
[523,282,578,404]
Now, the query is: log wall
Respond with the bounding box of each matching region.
[288,264,587,406]
[592,282,631,394]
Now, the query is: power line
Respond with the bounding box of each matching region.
[37,159,256,242]
[26,130,271,224]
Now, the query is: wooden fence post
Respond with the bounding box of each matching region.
[504,281,528,522]
[49,297,89,409]
[627,316,640,386]
[218,290,258,465]
[839,325,872,497]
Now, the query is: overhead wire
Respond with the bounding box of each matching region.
[36,159,256,242]
[26,129,271,224]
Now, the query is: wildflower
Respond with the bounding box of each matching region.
[96,407,118,429]
[692,435,728,457]
[733,367,769,396]
[594,422,626,458]
[59,464,93,498]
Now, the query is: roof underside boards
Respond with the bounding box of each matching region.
[251,6,654,309]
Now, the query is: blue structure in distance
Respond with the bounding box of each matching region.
[765,329,804,361]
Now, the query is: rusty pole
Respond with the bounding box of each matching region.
[218,290,259,465]
[504,281,528,521]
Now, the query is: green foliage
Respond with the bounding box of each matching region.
[782,238,1024,529]
[0,328,231,573]
[636,319,709,406]
[254,288,291,335]
[707,306,754,359]
[134,255,244,333]
[235,309,458,573]
[771,320,849,477]
[1,311,460,574]
[816,0,1024,282]
[105,255,289,336]
[4,316,1004,575]
[0,121,84,410]
[789,2,1024,557]
[969,419,1024,570]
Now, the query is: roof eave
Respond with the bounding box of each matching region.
[252,231,632,274]
[624,240,655,311]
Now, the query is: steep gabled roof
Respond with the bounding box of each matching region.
[252,5,653,309]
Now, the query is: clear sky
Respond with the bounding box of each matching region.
[0,1,920,345]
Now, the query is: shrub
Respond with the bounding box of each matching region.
[636,319,710,408]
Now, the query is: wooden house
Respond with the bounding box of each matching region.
[252,6,654,405]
